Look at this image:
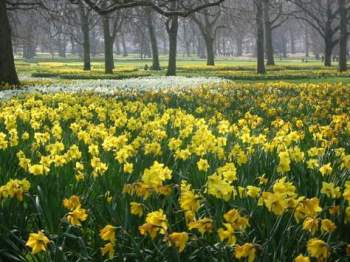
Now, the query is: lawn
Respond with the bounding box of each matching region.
[13,57,350,86]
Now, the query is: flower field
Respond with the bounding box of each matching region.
[1,81,350,261]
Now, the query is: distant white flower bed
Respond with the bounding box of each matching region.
[0,76,226,100]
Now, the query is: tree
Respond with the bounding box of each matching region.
[255,0,266,74]
[289,0,340,66]
[223,0,253,58]
[77,0,225,76]
[0,0,43,85]
[0,0,19,85]
[101,6,126,73]
[79,3,93,70]
[145,7,161,70]
[338,0,348,72]
[263,0,288,65]
[191,2,223,66]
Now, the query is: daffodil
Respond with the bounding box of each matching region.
[234,243,256,262]
[188,217,213,235]
[139,209,168,239]
[99,224,116,243]
[307,238,330,260]
[294,254,310,262]
[26,231,50,255]
[168,232,189,253]
[130,202,144,217]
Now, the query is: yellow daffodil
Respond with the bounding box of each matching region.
[307,238,330,260]
[234,243,256,262]
[26,231,50,255]
[168,232,189,253]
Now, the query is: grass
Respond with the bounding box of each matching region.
[14,56,350,85]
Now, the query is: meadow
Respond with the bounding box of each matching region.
[0,58,350,261]
[13,57,350,84]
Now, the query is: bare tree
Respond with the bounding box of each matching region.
[263,0,288,65]
[76,0,225,75]
[0,0,46,85]
[145,7,161,70]
[289,0,340,66]
[191,2,223,65]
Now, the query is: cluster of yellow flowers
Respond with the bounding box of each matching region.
[0,178,30,201]
[1,81,350,260]
[63,195,88,226]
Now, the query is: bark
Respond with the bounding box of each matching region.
[324,38,333,67]
[324,3,335,67]
[338,0,348,72]
[183,23,191,57]
[115,38,121,55]
[144,37,152,58]
[0,1,19,85]
[146,8,161,70]
[80,4,91,71]
[305,27,309,57]
[204,36,215,65]
[281,34,287,58]
[23,21,36,60]
[290,29,296,54]
[70,37,77,55]
[166,14,179,76]
[192,15,216,66]
[58,34,66,58]
[263,0,275,66]
[103,16,114,74]
[91,30,98,57]
[235,37,243,56]
[256,0,266,74]
[197,36,206,59]
[23,42,36,59]
[222,37,226,56]
[121,32,128,56]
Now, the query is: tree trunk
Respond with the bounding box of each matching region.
[80,4,91,71]
[23,21,36,60]
[263,0,274,66]
[144,37,152,58]
[121,32,128,57]
[256,0,266,74]
[103,16,114,74]
[91,29,98,57]
[23,43,36,60]
[58,34,66,58]
[281,34,287,58]
[115,38,121,55]
[324,6,333,67]
[305,27,309,57]
[235,37,243,56]
[338,0,348,72]
[166,15,179,76]
[0,1,19,85]
[197,35,206,59]
[222,37,226,56]
[183,23,191,57]
[204,36,215,65]
[324,39,333,67]
[146,8,161,70]
[290,30,296,54]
